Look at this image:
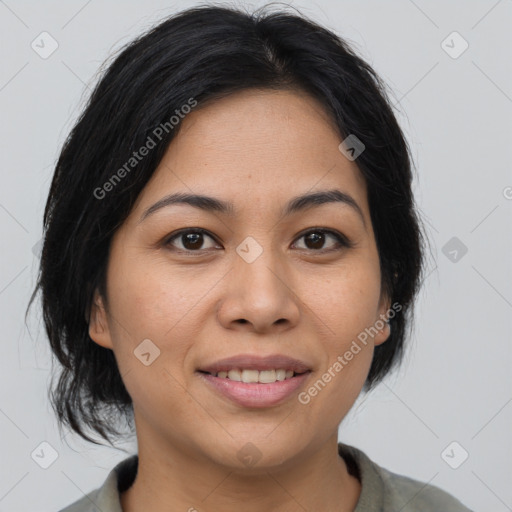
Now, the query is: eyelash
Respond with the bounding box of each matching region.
[163,227,353,255]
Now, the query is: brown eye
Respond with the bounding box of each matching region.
[293,229,352,252]
[165,229,219,252]
[164,227,352,255]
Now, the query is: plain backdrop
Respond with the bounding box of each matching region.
[0,1,511,511]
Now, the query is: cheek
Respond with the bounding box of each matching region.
[299,288,377,425]
[104,251,206,390]
[106,253,193,339]
[310,261,382,339]
[302,259,381,398]
[104,260,199,422]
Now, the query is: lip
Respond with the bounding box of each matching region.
[197,371,311,408]
[197,354,312,374]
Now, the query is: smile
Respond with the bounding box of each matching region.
[201,368,302,383]
[197,370,311,408]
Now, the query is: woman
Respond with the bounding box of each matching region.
[32,4,472,511]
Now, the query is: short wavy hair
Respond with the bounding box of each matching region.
[29,4,425,445]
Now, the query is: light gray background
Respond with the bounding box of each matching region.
[1,1,511,510]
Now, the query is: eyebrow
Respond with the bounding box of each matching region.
[139,189,366,226]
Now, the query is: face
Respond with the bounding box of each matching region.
[89,88,390,470]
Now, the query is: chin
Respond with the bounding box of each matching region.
[198,435,307,473]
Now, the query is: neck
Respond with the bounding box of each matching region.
[120,430,360,512]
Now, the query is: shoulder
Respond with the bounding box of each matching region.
[339,443,474,512]
[377,463,473,511]
[58,487,102,512]
[58,455,138,512]
[59,493,100,512]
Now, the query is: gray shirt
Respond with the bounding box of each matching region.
[59,443,473,511]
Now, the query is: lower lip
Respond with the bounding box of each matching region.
[197,372,311,408]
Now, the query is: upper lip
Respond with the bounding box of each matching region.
[198,354,312,374]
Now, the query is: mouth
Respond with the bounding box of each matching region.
[196,354,312,408]
[197,368,308,383]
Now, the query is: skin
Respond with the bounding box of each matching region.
[89,88,391,512]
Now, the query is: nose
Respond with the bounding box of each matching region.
[216,245,301,334]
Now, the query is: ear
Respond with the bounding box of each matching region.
[373,292,392,347]
[88,289,114,349]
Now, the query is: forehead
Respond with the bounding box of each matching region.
[131,89,369,220]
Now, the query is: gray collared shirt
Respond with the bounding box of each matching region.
[59,443,473,511]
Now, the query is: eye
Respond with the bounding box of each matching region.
[292,228,352,252]
[163,227,352,254]
[164,228,220,253]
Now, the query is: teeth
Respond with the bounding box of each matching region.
[258,370,276,383]
[227,369,241,381]
[241,369,259,383]
[213,368,300,383]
